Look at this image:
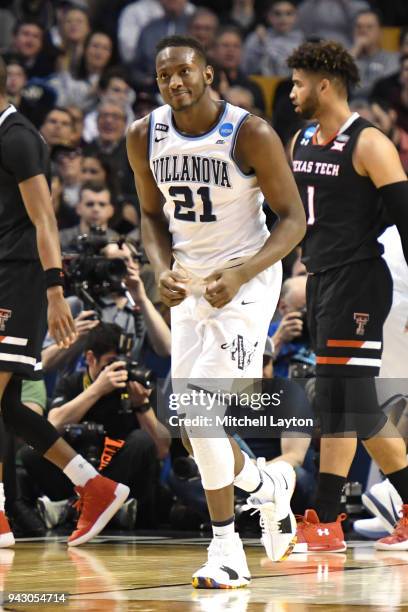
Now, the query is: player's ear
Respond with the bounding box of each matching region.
[319,78,330,94]
[204,65,214,86]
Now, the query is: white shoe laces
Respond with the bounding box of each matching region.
[243,499,281,535]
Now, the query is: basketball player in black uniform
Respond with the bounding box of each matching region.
[286,41,408,552]
[0,57,129,548]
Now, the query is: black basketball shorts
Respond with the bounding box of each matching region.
[0,259,47,380]
[306,258,393,378]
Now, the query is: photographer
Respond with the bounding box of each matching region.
[42,240,170,376]
[269,275,315,378]
[20,323,170,528]
[59,182,119,253]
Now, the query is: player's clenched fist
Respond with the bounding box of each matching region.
[204,268,246,309]
[158,269,189,307]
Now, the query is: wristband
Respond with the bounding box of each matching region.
[45,267,65,290]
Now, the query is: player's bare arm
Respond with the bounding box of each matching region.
[205,117,306,308]
[126,119,188,307]
[19,174,76,348]
[354,127,408,263]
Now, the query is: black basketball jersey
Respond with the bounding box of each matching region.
[0,105,51,261]
[292,113,386,273]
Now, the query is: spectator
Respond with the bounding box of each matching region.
[220,0,258,38]
[296,0,370,48]
[371,99,408,173]
[57,6,91,74]
[20,322,170,529]
[130,0,194,92]
[224,85,256,114]
[269,275,316,379]
[350,10,399,99]
[51,143,83,228]
[6,19,57,78]
[84,99,135,198]
[118,0,195,65]
[187,8,219,55]
[82,68,136,143]
[379,54,408,133]
[0,4,15,52]
[212,26,265,112]
[370,27,408,104]
[66,104,85,147]
[243,1,304,77]
[81,153,116,192]
[59,183,118,253]
[50,31,114,110]
[40,106,75,147]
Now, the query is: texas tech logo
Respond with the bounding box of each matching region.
[354,312,369,336]
[0,309,12,331]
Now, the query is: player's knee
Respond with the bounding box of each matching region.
[189,436,235,490]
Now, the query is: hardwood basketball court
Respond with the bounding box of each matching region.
[1,535,407,611]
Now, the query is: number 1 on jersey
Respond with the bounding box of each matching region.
[307,185,315,225]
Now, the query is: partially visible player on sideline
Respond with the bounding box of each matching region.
[0,56,129,549]
[288,41,408,552]
[127,35,306,588]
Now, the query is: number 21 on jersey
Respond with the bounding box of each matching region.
[170,186,217,223]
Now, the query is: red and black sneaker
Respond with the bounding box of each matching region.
[0,511,15,548]
[375,504,408,551]
[68,475,129,547]
[294,509,347,553]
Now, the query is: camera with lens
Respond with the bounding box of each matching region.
[107,332,155,415]
[63,421,105,468]
[63,226,128,301]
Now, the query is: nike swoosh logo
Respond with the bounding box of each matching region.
[277,514,293,534]
[220,565,239,580]
[155,136,167,142]
[389,492,401,522]
[241,300,256,306]
[282,475,288,490]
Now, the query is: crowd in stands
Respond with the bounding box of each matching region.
[1,0,407,537]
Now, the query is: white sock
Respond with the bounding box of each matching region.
[0,483,4,512]
[234,451,262,492]
[212,517,235,540]
[234,453,275,501]
[63,455,98,487]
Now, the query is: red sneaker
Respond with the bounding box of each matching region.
[294,509,347,553]
[0,511,15,548]
[68,475,129,547]
[375,504,408,551]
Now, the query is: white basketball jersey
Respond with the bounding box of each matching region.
[148,102,269,277]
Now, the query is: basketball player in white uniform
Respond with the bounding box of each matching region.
[127,35,306,588]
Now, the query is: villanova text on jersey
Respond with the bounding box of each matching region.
[148,102,269,277]
[292,114,386,273]
[152,154,232,188]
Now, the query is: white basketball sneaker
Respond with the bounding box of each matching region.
[192,533,251,589]
[353,516,389,539]
[244,459,297,561]
[362,479,402,533]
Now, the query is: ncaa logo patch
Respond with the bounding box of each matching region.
[304,125,317,139]
[219,122,233,137]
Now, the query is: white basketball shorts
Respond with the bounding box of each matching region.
[171,261,282,382]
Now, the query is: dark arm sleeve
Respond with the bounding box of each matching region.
[1,126,45,183]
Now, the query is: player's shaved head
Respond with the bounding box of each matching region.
[0,56,7,96]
